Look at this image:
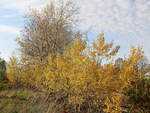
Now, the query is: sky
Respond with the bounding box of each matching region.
[0,0,150,61]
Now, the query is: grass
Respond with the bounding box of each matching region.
[0,81,11,91]
[0,82,55,113]
[0,89,44,113]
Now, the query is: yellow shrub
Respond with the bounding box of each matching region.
[41,35,144,112]
[7,57,21,86]
[7,35,144,113]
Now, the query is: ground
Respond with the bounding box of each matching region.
[0,82,51,113]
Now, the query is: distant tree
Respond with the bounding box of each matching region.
[136,56,150,74]
[17,0,78,62]
[0,57,6,80]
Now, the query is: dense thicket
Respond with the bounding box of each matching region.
[7,34,150,113]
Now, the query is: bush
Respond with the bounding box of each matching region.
[7,35,145,113]
[41,35,144,113]
[0,58,6,81]
[124,77,150,113]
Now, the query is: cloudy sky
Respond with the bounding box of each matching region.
[0,0,150,61]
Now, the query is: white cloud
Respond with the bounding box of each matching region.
[74,0,150,59]
[0,0,50,11]
[0,24,20,34]
[0,0,149,37]
[0,14,17,18]
[76,0,150,36]
[0,0,150,59]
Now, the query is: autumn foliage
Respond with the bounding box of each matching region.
[6,33,149,113]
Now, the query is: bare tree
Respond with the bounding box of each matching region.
[136,56,150,74]
[17,0,78,62]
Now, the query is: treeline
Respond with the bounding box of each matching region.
[1,0,150,113]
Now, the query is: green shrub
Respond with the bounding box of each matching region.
[124,77,150,112]
[0,58,6,81]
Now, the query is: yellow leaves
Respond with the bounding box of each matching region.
[89,51,96,57]
[98,35,105,46]
[91,35,120,61]
[68,95,85,105]
[7,33,146,112]
[109,45,120,56]
[129,47,144,63]
[7,57,21,84]
[104,96,122,113]
[71,38,86,54]
[93,42,99,50]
